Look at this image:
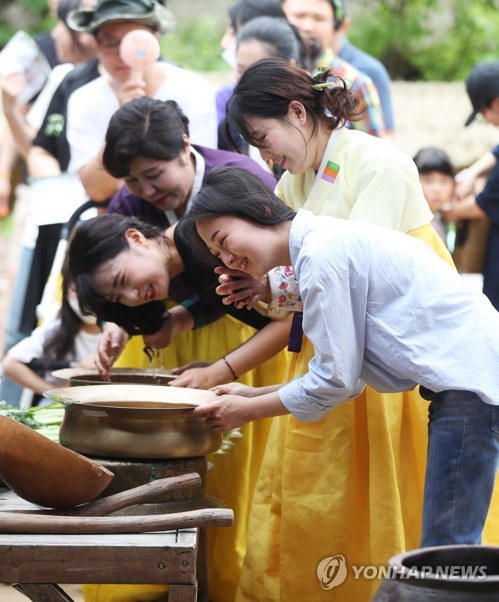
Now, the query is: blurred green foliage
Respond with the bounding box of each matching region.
[349,0,499,80]
[0,0,54,49]
[2,0,499,80]
[160,16,229,72]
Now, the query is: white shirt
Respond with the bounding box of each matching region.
[164,146,205,224]
[279,210,499,422]
[66,62,217,173]
[7,318,101,385]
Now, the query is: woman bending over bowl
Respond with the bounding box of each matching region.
[184,166,499,551]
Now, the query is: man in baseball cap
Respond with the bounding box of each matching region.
[464,61,499,127]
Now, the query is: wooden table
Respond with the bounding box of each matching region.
[0,488,200,602]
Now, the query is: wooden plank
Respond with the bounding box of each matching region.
[13,583,75,602]
[0,488,200,589]
[168,584,198,602]
[0,531,194,546]
[0,538,197,584]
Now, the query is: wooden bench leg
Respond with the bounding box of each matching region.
[168,583,198,602]
[13,583,75,602]
[197,527,209,602]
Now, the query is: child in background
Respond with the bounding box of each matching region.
[2,273,101,402]
[413,146,455,248]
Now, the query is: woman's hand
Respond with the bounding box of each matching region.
[169,361,214,388]
[168,356,246,389]
[191,394,256,432]
[455,168,476,200]
[169,366,218,390]
[192,388,289,432]
[214,266,269,309]
[95,323,128,381]
[211,382,258,397]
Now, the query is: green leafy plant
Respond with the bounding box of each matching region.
[159,16,230,73]
[349,0,499,81]
[0,401,65,442]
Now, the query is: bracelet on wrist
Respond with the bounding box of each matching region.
[222,355,237,380]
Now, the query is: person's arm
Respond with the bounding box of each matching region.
[276,255,366,422]
[440,195,486,222]
[26,145,62,178]
[1,72,34,159]
[78,147,122,202]
[169,315,292,389]
[2,356,56,395]
[192,389,288,432]
[455,151,497,200]
[0,143,14,216]
[95,322,129,380]
[213,266,303,315]
[0,121,20,215]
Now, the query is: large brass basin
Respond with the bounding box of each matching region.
[48,384,222,460]
[52,367,176,387]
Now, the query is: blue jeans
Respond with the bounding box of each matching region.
[420,388,499,546]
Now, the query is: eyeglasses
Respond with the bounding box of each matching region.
[95,37,121,54]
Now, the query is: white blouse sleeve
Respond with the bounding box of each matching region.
[279,256,366,421]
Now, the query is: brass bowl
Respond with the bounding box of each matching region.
[0,415,114,508]
[48,384,222,460]
[52,367,176,387]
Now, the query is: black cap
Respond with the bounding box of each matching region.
[464,61,499,127]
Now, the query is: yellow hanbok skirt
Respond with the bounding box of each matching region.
[235,224,499,601]
[82,313,291,602]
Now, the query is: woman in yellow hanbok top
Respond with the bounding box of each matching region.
[218,57,499,602]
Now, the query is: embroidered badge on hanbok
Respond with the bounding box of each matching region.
[321,160,340,184]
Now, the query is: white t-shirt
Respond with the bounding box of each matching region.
[67,62,217,173]
[7,317,101,385]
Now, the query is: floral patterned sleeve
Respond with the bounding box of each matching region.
[267,266,303,314]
